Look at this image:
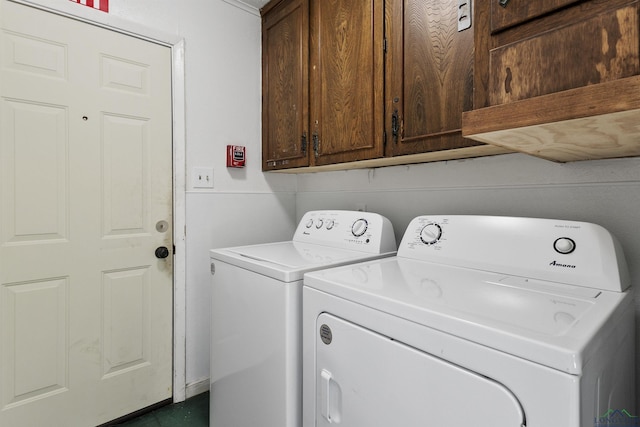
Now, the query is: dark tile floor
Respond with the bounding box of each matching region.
[111,392,209,427]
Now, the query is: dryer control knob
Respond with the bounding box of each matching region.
[316,219,324,229]
[554,237,576,254]
[352,219,368,237]
[420,223,442,245]
[306,219,314,228]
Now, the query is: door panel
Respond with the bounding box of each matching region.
[0,2,173,426]
[102,114,149,235]
[315,313,525,426]
[1,100,68,244]
[1,279,68,407]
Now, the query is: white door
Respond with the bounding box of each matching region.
[315,313,525,427]
[0,2,173,426]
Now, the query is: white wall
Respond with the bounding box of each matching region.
[173,0,298,392]
[296,154,640,261]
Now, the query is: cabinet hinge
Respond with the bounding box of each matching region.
[391,109,400,144]
[312,131,319,157]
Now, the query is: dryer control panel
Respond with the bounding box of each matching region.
[293,210,397,254]
[398,215,629,292]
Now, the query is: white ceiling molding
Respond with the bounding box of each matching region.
[222,0,269,16]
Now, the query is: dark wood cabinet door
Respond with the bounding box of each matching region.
[309,0,384,166]
[474,0,640,109]
[385,0,480,157]
[262,0,309,171]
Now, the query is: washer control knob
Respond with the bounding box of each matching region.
[306,219,314,228]
[352,219,368,237]
[316,219,324,229]
[326,220,335,230]
[554,237,576,254]
[420,223,442,245]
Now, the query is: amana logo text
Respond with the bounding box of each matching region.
[549,260,576,269]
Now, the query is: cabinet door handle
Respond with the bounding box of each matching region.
[391,109,399,143]
[301,132,307,154]
[498,0,509,7]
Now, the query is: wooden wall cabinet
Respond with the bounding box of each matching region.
[262,0,309,170]
[262,0,507,172]
[384,0,482,157]
[309,0,385,167]
[463,0,640,162]
[262,0,384,171]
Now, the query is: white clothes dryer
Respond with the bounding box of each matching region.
[209,210,396,427]
[303,215,635,427]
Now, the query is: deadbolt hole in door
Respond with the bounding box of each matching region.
[315,313,526,426]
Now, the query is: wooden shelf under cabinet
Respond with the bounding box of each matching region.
[462,75,640,162]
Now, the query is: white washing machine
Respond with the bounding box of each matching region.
[209,210,396,427]
[303,215,635,427]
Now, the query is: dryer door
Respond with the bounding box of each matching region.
[315,313,525,427]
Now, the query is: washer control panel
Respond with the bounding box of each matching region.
[294,210,396,254]
[398,215,628,292]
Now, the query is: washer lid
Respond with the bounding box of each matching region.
[210,241,395,282]
[303,257,633,374]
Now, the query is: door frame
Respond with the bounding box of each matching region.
[6,0,189,403]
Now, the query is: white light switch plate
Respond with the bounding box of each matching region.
[192,167,214,188]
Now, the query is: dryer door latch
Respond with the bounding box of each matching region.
[320,369,342,424]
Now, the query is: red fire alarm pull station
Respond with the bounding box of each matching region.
[227,145,246,168]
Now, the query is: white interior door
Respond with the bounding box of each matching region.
[315,313,525,427]
[0,1,174,425]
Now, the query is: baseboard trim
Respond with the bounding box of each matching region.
[185,378,210,399]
